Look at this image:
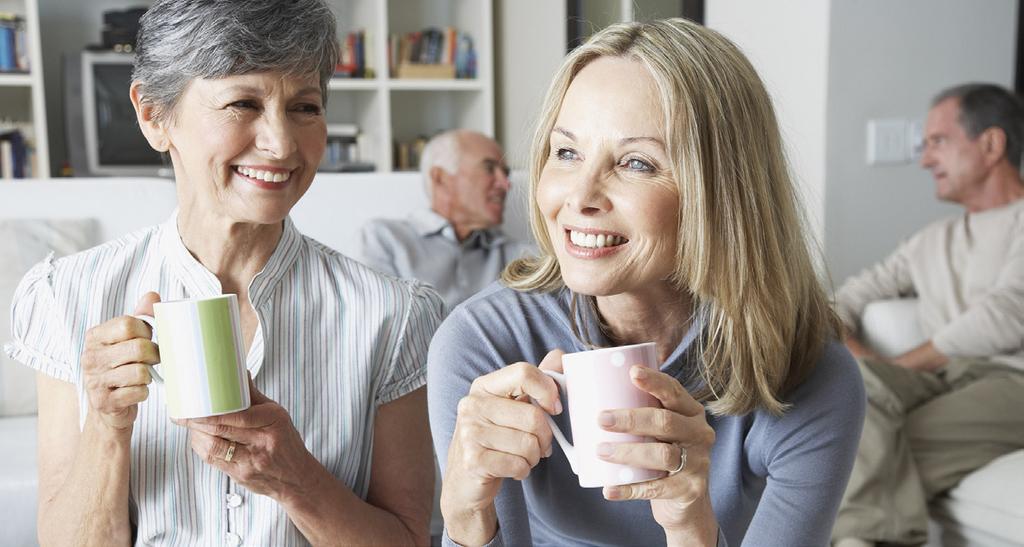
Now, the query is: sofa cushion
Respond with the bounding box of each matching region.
[861,298,926,357]
[0,415,38,546]
[0,218,98,416]
[939,449,1024,544]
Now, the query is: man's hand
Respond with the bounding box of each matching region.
[891,341,949,372]
[842,330,884,361]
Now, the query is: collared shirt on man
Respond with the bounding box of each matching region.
[359,209,535,309]
[5,212,444,546]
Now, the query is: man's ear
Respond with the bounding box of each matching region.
[129,81,169,152]
[979,126,1007,165]
[429,166,448,190]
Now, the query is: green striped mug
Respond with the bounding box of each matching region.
[136,294,251,419]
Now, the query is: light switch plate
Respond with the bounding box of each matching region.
[867,119,909,165]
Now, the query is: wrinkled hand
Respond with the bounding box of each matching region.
[81,292,161,430]
[596,365,717,537]
[442,350,563,520]
[176,375,317,500]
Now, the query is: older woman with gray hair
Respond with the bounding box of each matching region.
[4,1,442,545]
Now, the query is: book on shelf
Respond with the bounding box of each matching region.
[0,126,33,179]
[334,29,375,79]
[389,27,475,79]
[319,124,375,173]
[393,136,429,171]
[0,13,29,73]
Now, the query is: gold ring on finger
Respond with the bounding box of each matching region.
[224,441,237,463]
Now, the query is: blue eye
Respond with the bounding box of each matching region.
[555,147,579,161]
[623,157,654,172]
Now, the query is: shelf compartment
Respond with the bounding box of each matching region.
[390,88,486,144]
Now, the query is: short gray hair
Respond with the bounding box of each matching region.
[133,0,339,121]
[420,130,466,198]
[933,83,1024,169]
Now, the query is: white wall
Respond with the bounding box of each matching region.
[493,0,566,169]
[824,0,1016,283]
[706,0,832,252]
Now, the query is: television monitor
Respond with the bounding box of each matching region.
[79,51,169,177]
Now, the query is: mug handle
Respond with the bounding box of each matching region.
[536,369,577,474]
[133,315,164,384]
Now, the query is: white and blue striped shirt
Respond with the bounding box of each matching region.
[5,212,445,546]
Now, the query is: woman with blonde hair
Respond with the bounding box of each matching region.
[427,18,865,546]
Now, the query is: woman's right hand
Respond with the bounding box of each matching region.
[80,292,162,431]
[441,350,564,545]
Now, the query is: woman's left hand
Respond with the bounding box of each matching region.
[175,376,317,500]
[596,365,718,543]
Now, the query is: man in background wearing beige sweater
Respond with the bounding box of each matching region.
[832,83,1024,547]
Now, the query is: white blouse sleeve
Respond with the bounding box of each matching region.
[4,254,77,383]
[375,281,446,405]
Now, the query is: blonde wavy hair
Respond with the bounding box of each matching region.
[502,18,840,416]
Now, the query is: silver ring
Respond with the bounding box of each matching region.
[669,446,686,475]
[224,441,237,463]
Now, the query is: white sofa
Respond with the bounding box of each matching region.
[861,299,1024,547]
[0,174,532,546]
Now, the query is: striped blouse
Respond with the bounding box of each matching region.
[5,212,445,546]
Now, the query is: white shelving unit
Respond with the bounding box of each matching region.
[326,0,494,172]
[0,0,48,177]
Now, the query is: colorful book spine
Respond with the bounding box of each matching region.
[0,19,14,72]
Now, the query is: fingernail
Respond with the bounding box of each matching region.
[554,398,563,415]
[544,445,553,458]
[598,411,614,427]
[604,486,620,500]
[596,443,613,457]
[630,365,646,379]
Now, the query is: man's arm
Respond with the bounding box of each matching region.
[890,341,949,372]
[835,241,916,343]
[358,221,400,276]
[841,327,884,361]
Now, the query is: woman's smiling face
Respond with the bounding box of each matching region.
[158,71,327,224]
[538,56,681,297]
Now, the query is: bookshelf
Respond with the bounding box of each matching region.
[0,0,48,178]
[325,0,494,172]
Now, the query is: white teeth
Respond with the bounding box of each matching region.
[569,230,626,249]
[235,166,290,183]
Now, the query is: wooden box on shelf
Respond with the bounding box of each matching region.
[395,62,456,79]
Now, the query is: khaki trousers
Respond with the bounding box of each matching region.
[832,357,1024,545]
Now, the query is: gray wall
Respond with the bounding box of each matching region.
[824,0,1016,283]
[708,0,1017,286]
[494,0,566,169]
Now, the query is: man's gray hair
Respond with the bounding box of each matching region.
[133,0,339,121]
[933,83,1024,169]
[420,130,465,198]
